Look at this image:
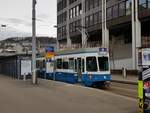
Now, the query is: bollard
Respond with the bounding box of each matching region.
[122,67,127,78]
[23,73,26,81]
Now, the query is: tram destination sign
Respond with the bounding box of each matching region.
[98,48,108,55]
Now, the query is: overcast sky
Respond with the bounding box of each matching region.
[0,0,57,40]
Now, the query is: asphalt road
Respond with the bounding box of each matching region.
[0,75,138,113]
[107,82,137,98]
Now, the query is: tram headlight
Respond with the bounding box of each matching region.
[74,74,77,76]
[104,76,106,79]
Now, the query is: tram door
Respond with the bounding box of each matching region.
[77,58,82,82]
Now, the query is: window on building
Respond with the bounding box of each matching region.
[62,26,66,36]
[94,12,98,25]
[85,0,98,12]
[85,16,89,27]
[89,15,94,26]
[90,0,94,9]
[126,0,132,15]
[94,0,100,7]
[76,20,81,28]
[57,12,67,24]
[76,5,79,16]
[99,12,102,23]
[70,24,72,33]
[148,0,150,9]
[73,7,76,18]
[119,2,126,17]
[63,0,67,8]
[79,4,82,15]
[72,22,76,32]
[57,0,67,12]
[57,25,66,39]
[139,0,147,10]
[69,0,77,5]
[69,9,72,19]
[69,20,81,33]
[69,4,82,19]
[85,0,89,12]
[107,7,112,20]
[113,5,118,18]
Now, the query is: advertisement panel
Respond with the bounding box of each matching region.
[138,48,150,113]
[21,60,31,75]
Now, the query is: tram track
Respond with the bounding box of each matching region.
[39,76,138,99]
[103,81,138,99]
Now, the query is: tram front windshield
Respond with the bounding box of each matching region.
[98,57,109,71]
[86,57,97,72]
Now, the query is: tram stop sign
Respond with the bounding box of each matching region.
[45,47,55,59]
[138,48,150,113]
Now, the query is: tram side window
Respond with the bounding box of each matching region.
[56,59,62,69]
[69,58,74,70]
[82,59,85,72]
[75,59,77,72]
[86,57,97,72]
[43,60,46,68]
[98,57,109,71]
[63,60,69,69]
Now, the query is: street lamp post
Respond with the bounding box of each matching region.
[131,0,142,70]
[102,0,109,48]
[54,25,59,52]
[32,0,37,84]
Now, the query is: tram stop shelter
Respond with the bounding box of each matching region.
[0,54,32,79]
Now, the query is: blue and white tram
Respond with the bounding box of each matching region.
[54,48,111,86]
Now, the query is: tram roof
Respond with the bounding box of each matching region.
[56,47,108,56]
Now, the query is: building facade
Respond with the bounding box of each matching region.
[57,0,150,70]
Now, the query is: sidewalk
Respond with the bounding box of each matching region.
[112,74,138,85]
[0,75,137,113]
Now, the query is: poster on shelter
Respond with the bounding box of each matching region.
[21,60,31,75]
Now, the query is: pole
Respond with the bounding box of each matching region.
[132,0,136,70]
[104,0,109,48]
[32,0,37,84]
[81,0,86,48]
[102,0,109,48]
[102,0,105,47]
[135,0,142,70]
[66,1,71,49]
